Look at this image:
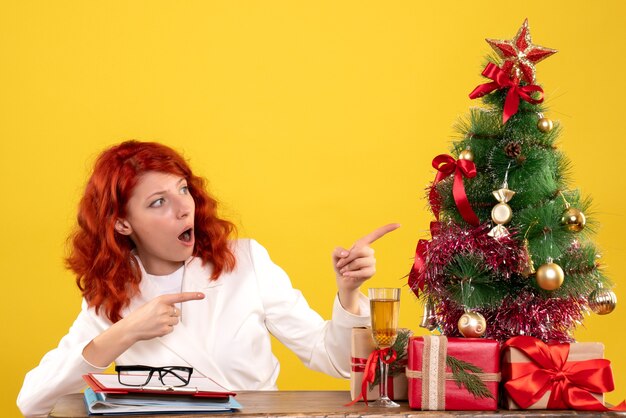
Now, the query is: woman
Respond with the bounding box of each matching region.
[17,140,399,416]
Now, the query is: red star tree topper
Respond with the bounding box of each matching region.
[486,18,557,83]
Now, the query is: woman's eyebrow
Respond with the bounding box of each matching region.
[145,179,185,200]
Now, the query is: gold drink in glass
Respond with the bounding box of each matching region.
[368,288,401,408]
[371,298,400,348]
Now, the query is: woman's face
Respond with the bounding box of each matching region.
[116,171,196,275]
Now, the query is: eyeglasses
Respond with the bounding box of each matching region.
[115,365,193,387]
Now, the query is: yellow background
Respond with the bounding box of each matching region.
[1,2,625,415]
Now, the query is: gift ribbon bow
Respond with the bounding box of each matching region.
[347,348,397,406]
[429,154,479,226]
[503,336,626,411]
[469,63,544,124]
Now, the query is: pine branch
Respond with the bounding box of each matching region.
[444,254,507,309]
[446,356,494,400]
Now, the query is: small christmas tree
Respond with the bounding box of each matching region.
[409,19,617,343]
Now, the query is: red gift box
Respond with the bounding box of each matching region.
[501,336,626,411]
[406,335,500,410]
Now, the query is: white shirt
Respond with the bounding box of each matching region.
[17,239,370,417]
[145,264,184,311]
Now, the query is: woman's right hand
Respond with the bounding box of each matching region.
[82,292,205,367]
[121,292,205,342]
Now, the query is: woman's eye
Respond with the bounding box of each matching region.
[149,198,165,208]
[181,186,189,194]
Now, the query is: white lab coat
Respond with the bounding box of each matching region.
[17,239,370,416]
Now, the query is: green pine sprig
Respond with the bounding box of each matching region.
[446,355,494,400]
[444,254,507,309]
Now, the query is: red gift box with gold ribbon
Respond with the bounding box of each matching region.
[406,335,500,410]
[502,336,626,411]
[349,327,410,402]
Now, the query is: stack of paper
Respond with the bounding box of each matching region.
[82,372,242,415]
[84,388,242,414]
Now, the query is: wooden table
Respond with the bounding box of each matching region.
[49,390,625,417]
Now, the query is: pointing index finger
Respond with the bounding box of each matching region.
[353,223,401,248]
[161,292,205,304]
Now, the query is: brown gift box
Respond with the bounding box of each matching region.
[349,327,410,401]
[501,341,605,409]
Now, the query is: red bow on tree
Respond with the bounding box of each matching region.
[469,63,544,124]
[429,154,479,226]
[503,336,626,411]
[408,221,440,297]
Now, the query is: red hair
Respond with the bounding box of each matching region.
[66,141,237,322]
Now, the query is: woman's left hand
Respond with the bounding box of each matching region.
[333,223,400,314]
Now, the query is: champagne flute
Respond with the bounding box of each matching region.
[368,288,401,408]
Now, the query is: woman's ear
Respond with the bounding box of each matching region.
[115,219,133,236]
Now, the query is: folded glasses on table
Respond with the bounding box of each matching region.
[115,365,193,387]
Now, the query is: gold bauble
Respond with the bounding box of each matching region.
[457,311,487,338]
[536,262,565,290]
[459,149,474,161]
[537,117,554,133]
[561,207,586,232]
[589,289,617,315]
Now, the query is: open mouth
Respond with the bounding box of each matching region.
[178,228,193,243]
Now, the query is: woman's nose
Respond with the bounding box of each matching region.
[175,196,194,218]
